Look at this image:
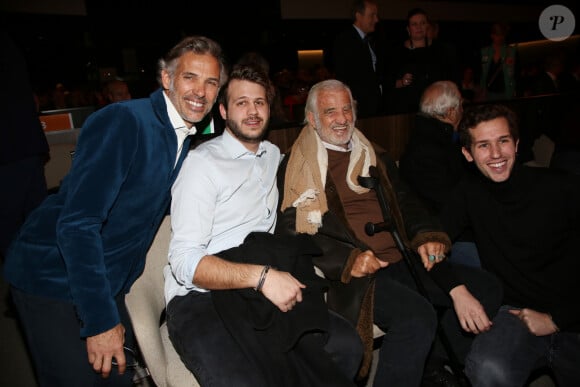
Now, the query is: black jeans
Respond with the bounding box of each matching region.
[372,259,502,387]
[372,267,438,387]
[375,261,503,363]
[167,291,363,387]
[465,305,580,387]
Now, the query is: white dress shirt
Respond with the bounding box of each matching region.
[164,129,281,304]
[162,91,197,165]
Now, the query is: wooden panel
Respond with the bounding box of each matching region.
[266,125,303,154]
[42,114,414,192]
[267,113,414,161]
[357,114,415,161]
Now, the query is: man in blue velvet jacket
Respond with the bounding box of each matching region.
[2,35,228,387]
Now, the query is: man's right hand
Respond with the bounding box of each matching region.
[449,285,492,334]
[351,250,388,277]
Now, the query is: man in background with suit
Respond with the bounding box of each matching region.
[332,0,384,118]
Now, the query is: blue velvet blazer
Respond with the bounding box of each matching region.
[3,88,191,337]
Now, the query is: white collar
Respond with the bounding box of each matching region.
[163,91,197,136]
[223,128,267,158]
[353,25,366,40]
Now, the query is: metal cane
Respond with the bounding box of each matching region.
[358,166,470,387]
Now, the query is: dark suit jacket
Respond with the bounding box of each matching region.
[3,88,191,337]
[212,232,355,387]
[399,114,477,244]
[214,232,328,351]
[399,114,470,214]
[333,26,383,118]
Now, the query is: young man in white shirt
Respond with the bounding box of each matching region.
[165,64,363,387]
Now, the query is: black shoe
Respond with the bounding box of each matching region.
[421,365,464,387]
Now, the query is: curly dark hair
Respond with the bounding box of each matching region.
[218,64,275,108]
[458,104,519,149]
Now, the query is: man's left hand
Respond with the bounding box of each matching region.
[417,242,447,271]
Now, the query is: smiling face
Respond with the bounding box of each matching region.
[220,79,270,153]
[462,117,519,182]
[161,52,221,128]
[309,87,355,148]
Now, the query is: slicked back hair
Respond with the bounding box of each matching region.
[157,35,229,88]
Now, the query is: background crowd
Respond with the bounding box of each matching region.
[4,2,579,121]
[2,1,580,387]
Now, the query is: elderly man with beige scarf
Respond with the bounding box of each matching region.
[275,79,502,387]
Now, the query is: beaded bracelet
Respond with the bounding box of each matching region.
[255,265,271,292]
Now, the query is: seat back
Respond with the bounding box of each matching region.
[125,215,200,387]
[44,142,76,190]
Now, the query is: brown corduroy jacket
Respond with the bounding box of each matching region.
[275,146,451,379]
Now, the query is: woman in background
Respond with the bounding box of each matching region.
[479,22,517,101]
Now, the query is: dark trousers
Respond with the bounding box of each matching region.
[0,156,47,261]
[10,286,135,387]
[373,259,503,386]
[465,305,580,387]
[167,291,363,387]
[372,268,438,387]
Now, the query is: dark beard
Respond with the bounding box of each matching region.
[225,118,268,144]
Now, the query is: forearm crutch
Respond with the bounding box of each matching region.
[358,167,470,387]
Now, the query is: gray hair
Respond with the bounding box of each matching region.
[157,35,229,88]
[419,80,461,118]
[304,79,357,125]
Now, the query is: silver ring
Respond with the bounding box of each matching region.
[437,255,446,260]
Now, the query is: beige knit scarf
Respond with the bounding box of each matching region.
[281,125,377,234]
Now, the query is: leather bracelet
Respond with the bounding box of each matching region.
[255,265,271,292]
